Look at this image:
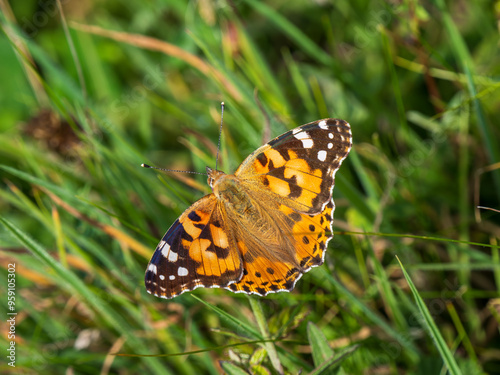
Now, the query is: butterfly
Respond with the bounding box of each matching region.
[145,118,352,298]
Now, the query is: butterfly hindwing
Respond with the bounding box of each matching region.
[227,200,335,295]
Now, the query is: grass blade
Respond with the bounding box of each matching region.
[242,0,332,66]
[396,256,463,375]
[307,322,333,367]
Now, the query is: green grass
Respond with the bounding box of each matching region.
[1,0,499,373]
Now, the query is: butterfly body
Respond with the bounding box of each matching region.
[145,119,352,298]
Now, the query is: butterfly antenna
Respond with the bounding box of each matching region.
[141,164,206,176]
[215,102,225,171]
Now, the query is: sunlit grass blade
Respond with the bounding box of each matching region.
[307,322,333,367]
[219,361,249,375]
[396,256,463,375]
[190,294,262,339]
[309,345,359,375]
[249,298,283,374]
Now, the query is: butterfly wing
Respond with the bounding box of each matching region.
[227,200,335,295]
[145,194,243,299]
[226,119,352,295]
[235,119,352,215]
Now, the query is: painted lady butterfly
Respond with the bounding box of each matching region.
[145,119,352,298]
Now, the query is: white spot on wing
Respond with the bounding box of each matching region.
[167,249,178,262]
[328,143,333,149]
[317,150,327,161]
[148,264,157,274]
[161,242,171,257]
[318,120,328,129]
[294,131,313,148]
[302,139,314,148]
[159,275,165,280]
[169,275,175,280]
[328,133,334,139]
[178,267,189,276]
[294,131,308,140]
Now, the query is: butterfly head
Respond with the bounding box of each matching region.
[206,166,226,189]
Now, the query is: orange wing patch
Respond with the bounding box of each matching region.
[259,157,325,213]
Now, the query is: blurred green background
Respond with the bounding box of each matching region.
[1,0,499,374]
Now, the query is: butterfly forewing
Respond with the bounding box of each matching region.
[235,119,352,215]
[145,195,243,298]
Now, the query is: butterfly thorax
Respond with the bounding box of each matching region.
[208,167,283,242]
[210,171,256,218]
